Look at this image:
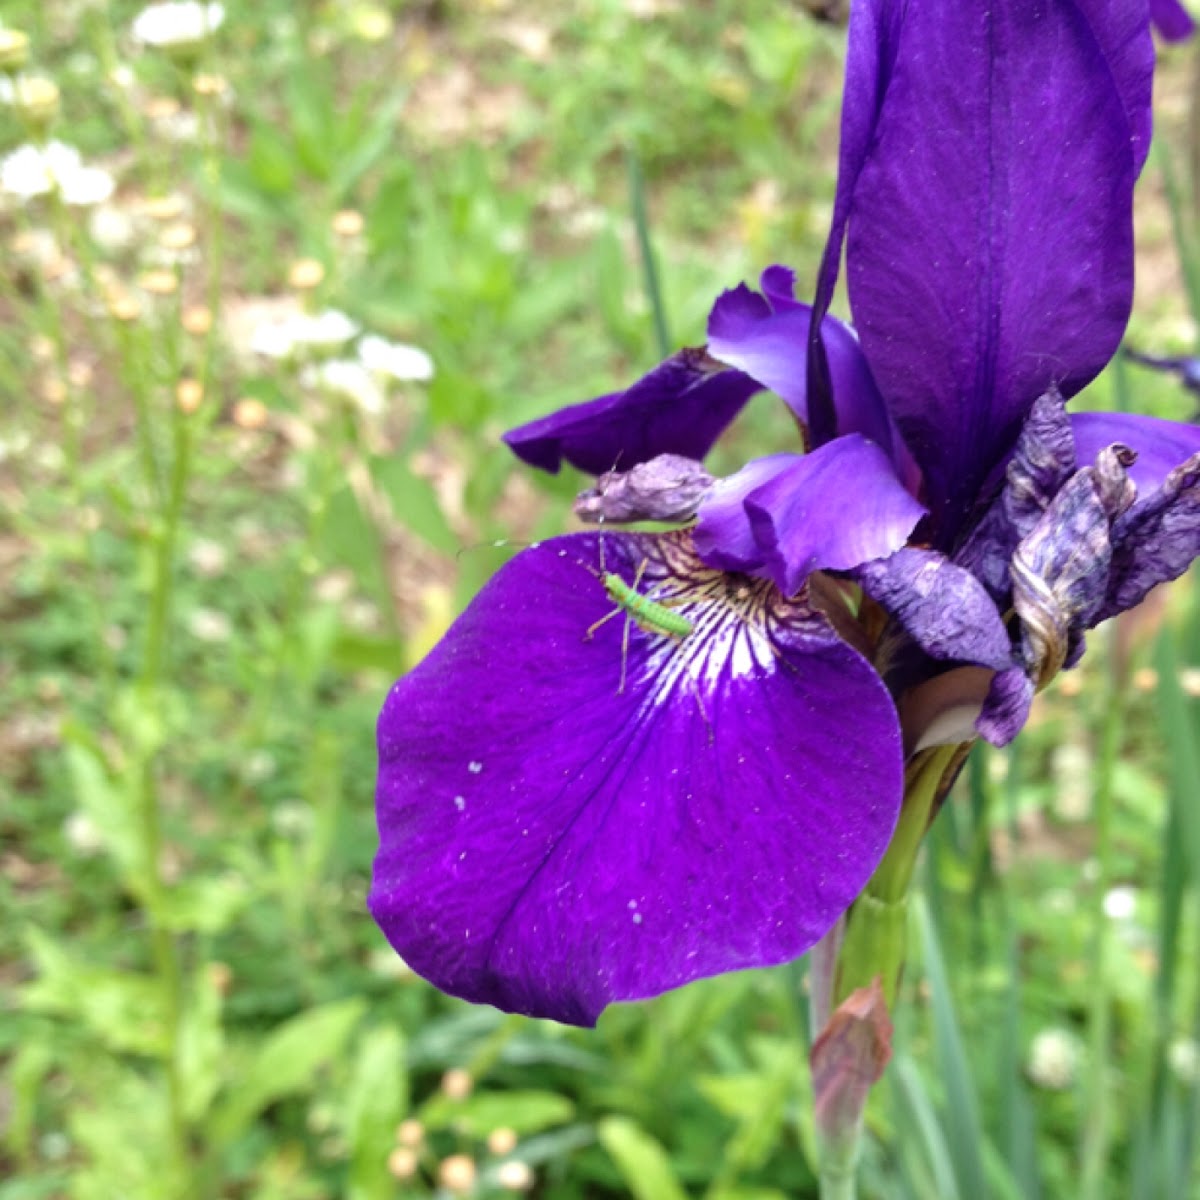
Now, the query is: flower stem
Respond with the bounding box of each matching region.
[819,1158,859,1200]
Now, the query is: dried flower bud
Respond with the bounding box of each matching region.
[159,222,196,251]
[139,268,178,296]
[574,454,714,525]
[141,192,186,221]
[181,304,212,335]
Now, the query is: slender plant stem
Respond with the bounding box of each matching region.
[819,1160,858,1200]
[1080,633,1123,1199]
[626,145,672,359]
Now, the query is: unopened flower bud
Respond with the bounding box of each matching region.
[395,1118,423,1147]
[0,29,30,73]
[496,1160,534,1191]
[486,1126,518,1156]
[176,378,203,412]
[441,1067,472,1100]
[288,257,325,290]
[574,454,715,525]
[387,1146,418,1179]
[332,208,364,237]
[437,1154,476,1194]
[14,76,60,128]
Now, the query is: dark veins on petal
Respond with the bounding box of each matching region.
[370,531,903,1025]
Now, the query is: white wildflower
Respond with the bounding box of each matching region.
[358,334,435,382]
[1026,1028,1081,1091]
[302,358,384,415]
[1168,1038,1200,1085]
[63,812,104,856]
[186,606,232,643]
[250,308,360,359]
[0,141,114,206]
[1102,885,1138,922]
[131,2,224,48]
[186,538,228,578]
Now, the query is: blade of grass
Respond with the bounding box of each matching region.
[626,145,672,359]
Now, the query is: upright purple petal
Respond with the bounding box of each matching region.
[1151,0,1195,42]
[742,436,926,596]
[503,348,760,475]
[371,532,904,1026]
[692,453,800,574]
[842,2,1152,535]
[707,274,917,484]
[1071,410,1200,494]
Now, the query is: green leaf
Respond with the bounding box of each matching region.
[597,1117,689,1200]
[178,965,225,1121]
[213,999,366,1143]
[422,1089,574,1138]
[370,455,456,555]
[345,1026,408,1200]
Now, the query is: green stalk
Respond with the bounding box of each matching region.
[1079,631,1124,1200]
[626,145,672,359]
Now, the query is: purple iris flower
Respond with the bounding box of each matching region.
[370,0,1200,1027]
[1150,0,1196,41]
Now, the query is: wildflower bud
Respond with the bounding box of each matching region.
[232,397,268,429]
[810,979,893,1168]
[139,268,178,295]
[67,360,93,388]
[440,1067,472,1100]
[386,1146,418,1179]
[1026,1028,1079,1091]
[14,76,60,128]
[192,72,228,98]
[288,257,326,290]
[437,1154,476,1194]
[486,1127,518,1156]
[41,377,67,405]
[497,1160,533,1192]
[1181,667,1200,697]
[108,293,142,323]
[176,379,203,412]
[395,1118,424,1147]
[181,304,212,335]
[349,5,393,41]
[332,208,364,238]
[207,960,233,993]
[141,192,185,221]
[0,29,30,73]
[1133,667,1158,693]
[159,222,196,251]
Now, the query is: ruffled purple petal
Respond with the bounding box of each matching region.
[1101,451,1200,618]
[692,453,800,574]
[854,548,1013,671]
[1151,0,1195,42]
[976,668,1035,747]
[1071,410,1200,494]
[503,348,760,475]
[842,1,1152,535]
[707,274,917,485]
[371,531,904,1026]
[743,436,926,596]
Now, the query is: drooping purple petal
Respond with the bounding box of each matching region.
[707,273,918,485]
[371,531,904,1026]
[976,667,1036,747]
[1101,450,1200,618]
[842,2,1153,536]
[853,548,1013,672]
[1150,0,1195,42]
[503,348,760,475]
[743,436,926,596]
[1071,410,1200,494]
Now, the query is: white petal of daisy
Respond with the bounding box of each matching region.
[358,333,435,381]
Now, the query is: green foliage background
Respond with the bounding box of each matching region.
[2,2,1200,1196]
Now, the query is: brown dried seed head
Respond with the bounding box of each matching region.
[176,379,204,412]
[437,1154,476,1194]
[288,257,325,290]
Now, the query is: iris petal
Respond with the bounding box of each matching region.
[503,348,759,475]
[371,531,903,1025]
[1071,410,1200,495]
